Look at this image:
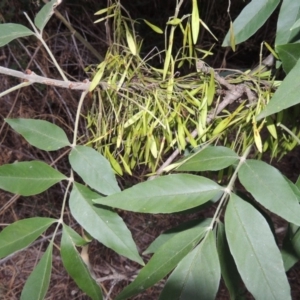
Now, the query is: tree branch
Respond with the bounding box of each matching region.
[0,66,90,91]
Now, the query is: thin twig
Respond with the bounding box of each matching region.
[43,0,104,62]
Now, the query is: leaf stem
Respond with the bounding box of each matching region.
[51,171,73,242]
[59,170,74,223]
[0,81,32,98]
[24,12,68,82]
[72,90,89,146]
[52,170,75,243]
[209,145,252,229]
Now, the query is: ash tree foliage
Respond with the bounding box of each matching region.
[0,0,300,299]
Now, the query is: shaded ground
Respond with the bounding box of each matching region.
[1,1,300,299]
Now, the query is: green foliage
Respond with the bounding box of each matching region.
[21,242,53,300]
[217,223,244,299]
[176,146,239,171]
[0,218,56,259]
[69,145,120,195]
[34,0,58,33]
[257,58,300,119]
[0,161,67,196]
[0,23,33,46]
[116,220,210,300]
[70,183,143,265]
[223,0,280,47]
[0,0,300,299]
[60,226,103,300]
[276,43,300,74]
[94,174,222,213]
[5,118,71,151]
[225,194,291,300]
[238,160,300,224]
[275,0,300,46]
[159,229,220,300]
[87,1,285,174]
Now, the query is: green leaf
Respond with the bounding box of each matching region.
[276,43,300,74]
[89,60,107,92]
[94,174,223,213]
[123,21,137,55]
[191,0,200,44]
[143,19,163,34]
[159,230,220,300]
[34,0,59,32]
[275,0,300,46]
[69,145,120,196]
[257,57,300,120]
[63,224,88,247]
[0,23,34,47]
[225,194,291,300]
[286,177,300,202]
[291,18,300,30]
[116,223,210,300]
[291,227,300,258]
[222,0,280,46]
[61,226,102,300]
[0,217,57,258]
[0,161,67,196]
[70,183,143,265]
[238,159,300,226]
[6,118,70,151]
[281,224,299,271]
[166,18,182,26]
[20,242,53,300]
[177,146,239,172]
[217,222,245,300]
[296,175,300,190]
[0,217,56,259]
[143,218,211,255]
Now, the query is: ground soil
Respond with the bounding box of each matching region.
[0,1,300,299]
